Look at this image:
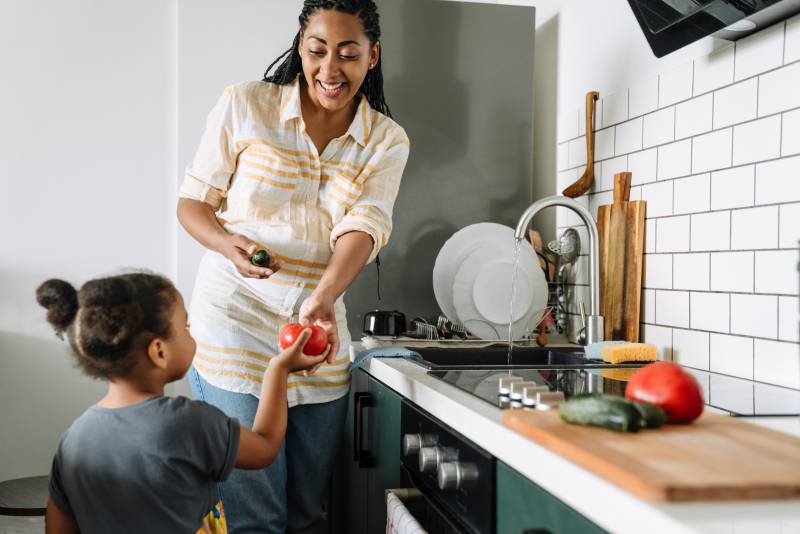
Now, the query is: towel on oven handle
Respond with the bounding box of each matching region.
[386,489,427,534]
[351,347,422,373]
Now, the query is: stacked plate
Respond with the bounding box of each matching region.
[433,223,548,340]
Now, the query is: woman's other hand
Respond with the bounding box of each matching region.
[222,234,282,279]
[298,291,340,373]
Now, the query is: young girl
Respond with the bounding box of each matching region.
[36,272,328,533]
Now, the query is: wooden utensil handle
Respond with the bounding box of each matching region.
[584,91,599,168]
[613,172,632,204]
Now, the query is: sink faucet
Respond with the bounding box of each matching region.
[515,195,604,345]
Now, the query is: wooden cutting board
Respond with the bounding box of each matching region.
[597,172,646,341]
[502,409,800,502]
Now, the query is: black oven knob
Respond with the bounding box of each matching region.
[419,446,458,473]
[438,461,479,491]
[402,433,437,456]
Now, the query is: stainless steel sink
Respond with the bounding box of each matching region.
[410,345,642,370]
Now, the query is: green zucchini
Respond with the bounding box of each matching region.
[559,394,642,433]
[250,249,271,267]
[632,400,667,428]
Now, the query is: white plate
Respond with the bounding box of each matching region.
[451,238,547,340]
[432,223,517,324]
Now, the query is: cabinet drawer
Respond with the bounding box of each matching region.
[496,461,605,534]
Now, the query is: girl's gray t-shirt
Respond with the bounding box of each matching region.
[48,395,240,533]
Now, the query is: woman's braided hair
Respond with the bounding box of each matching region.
[263,0,392,118]
[36,272,176,379]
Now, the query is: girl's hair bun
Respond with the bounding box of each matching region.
[79,277,143,349]
[36,279,79,334]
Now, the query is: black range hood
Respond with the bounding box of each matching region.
[629,0,800,57]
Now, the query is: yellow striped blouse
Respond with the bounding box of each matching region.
[179,78,409,405]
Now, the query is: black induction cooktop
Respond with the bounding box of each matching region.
[429,367,800,416]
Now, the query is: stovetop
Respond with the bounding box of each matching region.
[428,367,800,416]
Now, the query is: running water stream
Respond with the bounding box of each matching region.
[506,238,523,367]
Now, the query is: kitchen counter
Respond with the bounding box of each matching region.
[358,355,800,534]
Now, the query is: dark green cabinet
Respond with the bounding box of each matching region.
[331,369,401,534]
[496,461,605,534]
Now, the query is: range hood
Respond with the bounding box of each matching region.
[629,0,800,57]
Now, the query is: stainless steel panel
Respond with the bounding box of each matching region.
[345,0,536,336]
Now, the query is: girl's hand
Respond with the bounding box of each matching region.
[221,234,282,279]
[298,291,340,374]
[273,329,330,373]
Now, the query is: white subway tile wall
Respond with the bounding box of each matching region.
[779,296,800,342]
[710,165,754,210]
[734,22,784,81]
[657,139,692,180]
[602,90,628,129]
[659,62,693,107]
[656,216,690,253]
[692,128,732,173]
[787,14,800,64]
[710,334,753,379]
[780,203,800,248]
[627,148,658,185]
[713,79,757,129]
[673,328,710,370]
[732,115,781,165]
[675,94,713,140]
[710,251,754,293]
[643,107,675,148]
[674,174,711,215]
[628,76,659,118]
[556,21,800,389]
[783,109,800,155]
[673,253,710,291]
[731,206,778,250]
[693,45,734,95]
[615,117,643,155]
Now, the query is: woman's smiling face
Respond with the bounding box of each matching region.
[298,9,379,112]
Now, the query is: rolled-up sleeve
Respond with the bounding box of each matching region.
[179,86,239,211]
[330,133,409,263]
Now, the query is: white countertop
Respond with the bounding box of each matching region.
[358,355,800,534]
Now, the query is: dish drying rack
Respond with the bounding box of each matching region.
[401,315,551,345]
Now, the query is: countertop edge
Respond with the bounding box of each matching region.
[360,357,800,534]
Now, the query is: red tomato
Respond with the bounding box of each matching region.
[625,362,704,424]
[279,323,328,356]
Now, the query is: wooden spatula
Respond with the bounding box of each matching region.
[562,91,599,198]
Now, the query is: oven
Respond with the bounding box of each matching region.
[398,400,495,534]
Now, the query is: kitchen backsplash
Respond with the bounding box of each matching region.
[555,16,800,391]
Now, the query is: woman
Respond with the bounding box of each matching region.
[176,1,409,532]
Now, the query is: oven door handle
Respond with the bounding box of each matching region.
[353,392,374,467]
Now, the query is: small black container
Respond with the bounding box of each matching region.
[363,310,406,337]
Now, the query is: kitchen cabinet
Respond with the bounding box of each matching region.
[496,461,605,534]
[331,369,401,534]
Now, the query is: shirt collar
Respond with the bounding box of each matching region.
[279,77,373,147]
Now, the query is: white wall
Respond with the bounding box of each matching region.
[0,1,177,480]
[0,0,549,482]
[554,2,800,390]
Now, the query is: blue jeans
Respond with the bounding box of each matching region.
[189,367,349,534]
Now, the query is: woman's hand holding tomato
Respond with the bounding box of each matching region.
[297,291,340,375]
[279,323,329,356]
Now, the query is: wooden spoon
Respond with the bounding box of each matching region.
[562,91,599,198]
